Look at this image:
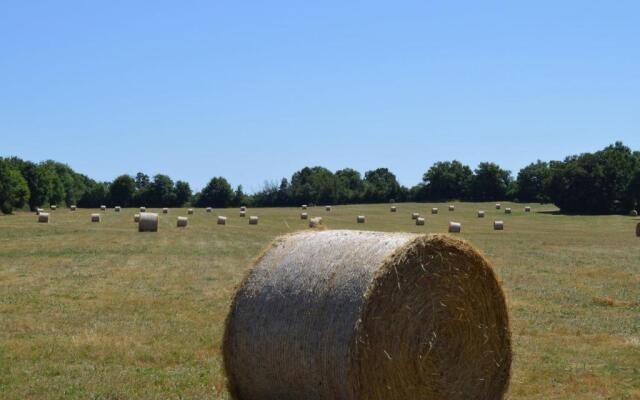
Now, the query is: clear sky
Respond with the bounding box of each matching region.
[1,1,639,192]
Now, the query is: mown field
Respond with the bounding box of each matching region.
[0,203,639,399]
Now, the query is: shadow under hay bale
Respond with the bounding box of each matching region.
[223,230,511,400]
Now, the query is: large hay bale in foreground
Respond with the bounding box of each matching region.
[138,212,159,232]
[91,214,101,223]
[223,230,511,400]
[38,213,49,223]
[177,216,188,228]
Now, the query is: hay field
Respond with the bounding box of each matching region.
[0,203,638,399]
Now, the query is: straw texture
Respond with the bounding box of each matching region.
[240,211,246,217]
[223,230,511,400]
[163,208,169,214]
[138,212,159,232]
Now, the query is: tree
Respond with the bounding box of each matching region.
[174,180,192,206]
[197,177,234,207]
[515,161,551,203]
[109,175,136,207]
[470,162,512,201]
[233,185,248,207]
[78,182,109,208]
[0,160,30,214]
[422,161,473,201]
[363,168,400,203]
[335,168,363,204]
[147,174,176,207]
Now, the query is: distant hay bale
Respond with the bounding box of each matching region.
[325,206,332,212]
[505,208,512,214]
[431,208,438,214]
[390,206,397,212]
[449,205,455,212]
[240,211,246,217]
[494,220,504,230]
[223,230,511,400]
[207,207,212,213]
[70,205,77,211]
[309,217,323,228]
[91,214,101,223]
[249,216,259,225]
[140,206,146,212]
[301,212,309,220]
[177,216,188,228]
[411,212,420,220]
[301,205,308,210]
[100,205,106,211]
[36,208,44,215]
[38,213,49,223]
[138,212,159,232]
[134,214,140,223]
[525,206,531,213]
[218,216,227,225]
[495,204,501,210]
[416,217,425,226]
[163,208,169,214]
[478,210,485,218]
[188,209,194,215]
[631,210,638,217]
[115,206,121,212]
[240,206,247,212]
[50,205,57,210]
[448,221,461,233]
[356,215,366,223]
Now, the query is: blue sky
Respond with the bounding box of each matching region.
[1,1,638,192]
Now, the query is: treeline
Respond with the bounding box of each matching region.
[1,142,638,214]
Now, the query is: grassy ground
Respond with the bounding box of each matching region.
[0,203,639,399]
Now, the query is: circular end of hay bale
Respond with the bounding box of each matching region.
[357,215,365,223]
[249,216,259,225]
[431,208,439,214]
[38,213,50,223]
[177,216,188,227]
[133,214,140,223]
[91,214,101,223]
[218,216,227,225]
[411,212,420,220]
[416,217,425,226]
[449,221,461,233]
[478,210,485,218]
[138,212,159,232]
[631,210,638,217]
[223,231,511,400]
[300,212,308,220]
[494,220,504,230]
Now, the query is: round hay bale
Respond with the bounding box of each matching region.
[188,208,194,215]
[390,206,397,212]
[494,220,504,230]
[36,208,44,215]
[300,212,309,220]
[416,217,425,226]
[100,205,106,211]
[115,206,121,212]
[249,216,259,225]
[431,208,439,214]
[309,217,323,228]
[525,206,531,213]
[495,204,501,210]
[357,215,365,223]
[177,216,188,228]
[223,230,511,400]
[50,205,57,210]
[240,211,246,217]
[91,213,101,223]
[301,205,308,210]
[505,208,512,214]
[478,210,485,218]
[325,206,332,212]
[38,213,49,223]
[449,205,455,212]
[138,212,159,232]
[163,208,169,214]
[133,214,140,223]
[449,221,461,233]
[240,206,247,212]
[631,210,638,217]
[207,207,213,213]
[636,222,640,237]
[218,216,227,225]
[70,205,77,211]
[140,206,147,212]
[411,212,420,220]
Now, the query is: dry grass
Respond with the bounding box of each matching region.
[0,202,639,399]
